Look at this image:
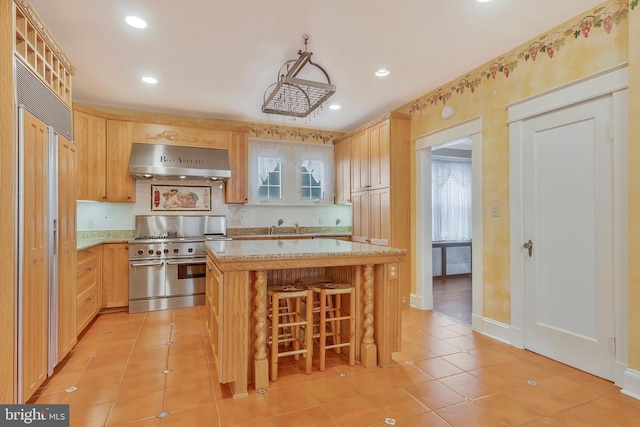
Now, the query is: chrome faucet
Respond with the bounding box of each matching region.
[268,225,276,235]
[293,222,299,234]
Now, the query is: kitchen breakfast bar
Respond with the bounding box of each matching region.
[205,238,407,398]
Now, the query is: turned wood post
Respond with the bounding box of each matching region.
[253,270,268,390]
[360,264,377,367]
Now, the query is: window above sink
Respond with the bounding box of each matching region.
[248,139,334,206]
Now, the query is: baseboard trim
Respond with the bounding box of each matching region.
[409,293,421,309]
[621,368,640,400]
[479,317,513,346]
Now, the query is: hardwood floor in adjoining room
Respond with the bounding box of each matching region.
[28,305,640,426]
[433,275,472,327]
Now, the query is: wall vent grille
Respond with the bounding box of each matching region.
[15,59,72,139]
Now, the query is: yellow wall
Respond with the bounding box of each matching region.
[398,0,630,324]
[628,0,640,370]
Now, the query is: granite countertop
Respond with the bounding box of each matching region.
[206,238,406,262]
[231,232,351,240]
[228,226,351,240]
[77,230,134,250]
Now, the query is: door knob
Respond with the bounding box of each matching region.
[523,239,533,257]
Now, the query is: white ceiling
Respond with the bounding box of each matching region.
[29,0,604,133]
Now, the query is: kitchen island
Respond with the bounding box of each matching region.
[205,238,407,398]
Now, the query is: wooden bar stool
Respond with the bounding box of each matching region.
[266,283,313,381]
[309,282,356,371]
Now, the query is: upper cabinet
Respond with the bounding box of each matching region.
[74,111,106,201]
[72,105,250,204]
[349,121,391,192]
[334,137,351,205]
[106,120,136,202]
[225,131,248,204]
[13,1,74,107]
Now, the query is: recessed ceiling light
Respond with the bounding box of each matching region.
[125,16,147,29]
[375,69,390,77]
[179,176,186,179]
[141,76,158,84]
[329,104,341,110]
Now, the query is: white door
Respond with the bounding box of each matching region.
[522,97,615,380]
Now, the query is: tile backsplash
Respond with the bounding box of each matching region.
[77,180,352,231]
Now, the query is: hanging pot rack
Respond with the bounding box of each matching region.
[262,35,336,118]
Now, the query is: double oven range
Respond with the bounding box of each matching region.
[128,215,230,313]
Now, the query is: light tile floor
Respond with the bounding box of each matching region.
[29,306,640,426]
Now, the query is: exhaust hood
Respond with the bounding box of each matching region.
[128,143,231,182]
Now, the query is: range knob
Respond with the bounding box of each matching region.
[137,249,144,255]
[188,248,194,253]
[174,248,179,253]
[148,249,154,255]
[156,250,161,255]
[164,249,169,254]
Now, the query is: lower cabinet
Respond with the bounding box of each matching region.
[351,188,390,245]
[102,243,130,308]
[76,245,103,335]
[205,258,248,384]
[206,258,222,373]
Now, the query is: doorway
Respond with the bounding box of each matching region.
[431,140,473,326]
[414,117,483,331]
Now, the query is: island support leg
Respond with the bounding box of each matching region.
[253,270,269,390]
[360,264,377,367]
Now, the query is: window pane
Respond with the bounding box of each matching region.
[311,188,322,200]
[258,186,269,199]
[269,171,280,185]
[270,186,282,199]
[301,172,310,186]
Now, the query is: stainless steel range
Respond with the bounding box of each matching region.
[128,215,230,313]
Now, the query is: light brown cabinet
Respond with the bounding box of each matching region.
[351,188,391,246]
[13,2,73,107]
[334,137,351,204]
[335,112,411,300]
[225,130,248,204]
[205,258,247,385]
[21,111,49,402]
[106,120,136,202]
[76,245,102,334]
[102,243,129,308]
[350,121,391,192]
[57,135,77,360]
[73,111,106,201]
[206,258,222,375]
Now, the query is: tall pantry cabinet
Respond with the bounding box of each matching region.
[12,0,77,402]
[334,112,411,300]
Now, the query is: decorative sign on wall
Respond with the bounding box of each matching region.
[151,185,211,211]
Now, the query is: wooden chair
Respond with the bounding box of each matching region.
[266,283,313,381]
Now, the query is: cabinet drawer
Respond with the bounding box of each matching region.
[76,287,99,334]
[77,246,100,265]
[77,262,99,297]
